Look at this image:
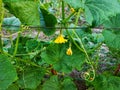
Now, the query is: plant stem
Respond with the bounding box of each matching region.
[13,26,29,57]
[10,32,13,46]
[61,1,85,53]
[72,9,95,81]
[0,0,4,53]
[62,0,65,20]
[62,11,75,24]
[13,31,20,57]
[60,0,65,34]
[73,9,91,64]
[35,30,40,39]
[88,43,103,53]
[66,29,85,52]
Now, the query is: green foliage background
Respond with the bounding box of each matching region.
[0,0,120,90]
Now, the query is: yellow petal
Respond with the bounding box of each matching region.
[66,47,72,55]
[70,8,75,12]
[54,34,67,44]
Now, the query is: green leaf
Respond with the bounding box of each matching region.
[8,43,26,55]
[92,33,104,43]
[63,24,92,37]
[7,84,19,90]
[25,39,40,52]
[102,30,120,58]
[62,78,77,90]
[102,30,120,56]
[0,54,17,90]
[8,37,31,55]
[42,76,77,90]
[102,14,120,58]
[39,6,57,35]
[2,17,21,31]
[64,0,120,25]
[92,75,120,90]
[4,1,40,26]
[42,76,60,90]
[64,0,83,9]
[17,67,45,89]
[103,14,120,29]
[41,43,85,73]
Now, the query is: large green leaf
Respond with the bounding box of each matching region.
[103,14,120,28]
[102,30,120,57]
[64,0,83,9]
[102,30,120,50]
[17,67,45,89]
[42,76,60,90]
[4,1,40,26]
[39,6,57,35]
[41,43,85,73]
[92,75,120,90]
[25,39,40,52]
[7,84,19,90]
[42,76,77,90]
[2,17,21,31]
[103,14,120,57]
[64,0,120,25]
[62,77,77,90]
[0,54,17,90]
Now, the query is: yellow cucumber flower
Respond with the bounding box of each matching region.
[66,47,72,56]
[54,34,67,44]
[70,8,75,12]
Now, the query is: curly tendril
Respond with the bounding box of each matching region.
[81,69,95,82]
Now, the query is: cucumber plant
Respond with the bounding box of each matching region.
[0,0,120,90]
